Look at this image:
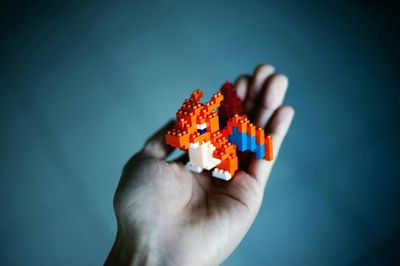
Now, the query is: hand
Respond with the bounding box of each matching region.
[105,64,295,265]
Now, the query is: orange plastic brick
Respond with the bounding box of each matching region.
[256,128,265,144]
[246,123,256,137]
[265,135,273,161]
[217,155,238,176]
[206,112,219,133]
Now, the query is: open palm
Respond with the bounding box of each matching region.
[106,64,295,265]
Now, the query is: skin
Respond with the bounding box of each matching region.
[105,64,295,265]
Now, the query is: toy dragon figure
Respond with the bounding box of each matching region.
[166,82,273,181]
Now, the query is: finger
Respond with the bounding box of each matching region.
[142,120,176,159]
[245,64,275,114]
[234,74,251,102]
[253,74,288,128]
[248,105,295,188]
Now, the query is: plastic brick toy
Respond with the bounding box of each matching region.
[218,81,243,124]
[166,82,273,181]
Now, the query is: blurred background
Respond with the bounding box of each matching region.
[1,0,400,265]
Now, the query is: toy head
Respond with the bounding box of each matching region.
[166,89,224,150]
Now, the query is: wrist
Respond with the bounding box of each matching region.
[105,230,170,266]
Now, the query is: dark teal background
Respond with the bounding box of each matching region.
[1,1,400,265]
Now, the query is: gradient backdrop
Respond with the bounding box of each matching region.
[1,1,400,265]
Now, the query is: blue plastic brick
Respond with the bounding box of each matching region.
[236,132,247,151]
[247,135,256,152]
[230,127,247,151]
[255,144,265,158]
[232,127,239,142]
